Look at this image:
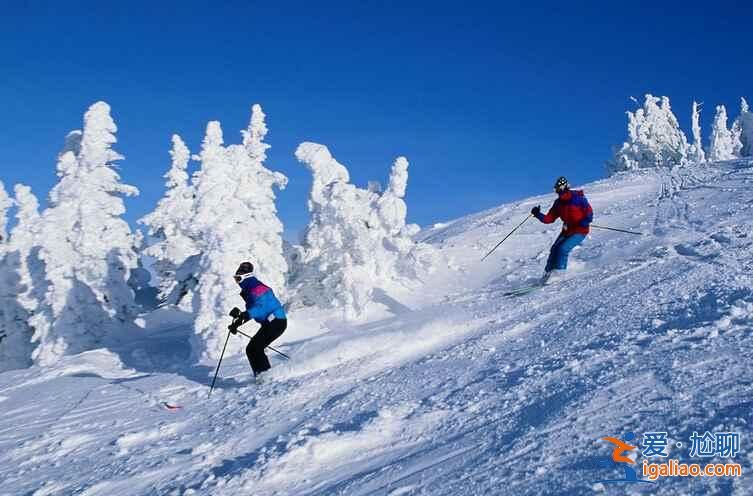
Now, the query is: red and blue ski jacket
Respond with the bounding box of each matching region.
[534,189,593,236]
[239,277,287,323]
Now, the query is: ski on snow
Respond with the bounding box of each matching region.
[503,284,544,297]
[502,268,599,298]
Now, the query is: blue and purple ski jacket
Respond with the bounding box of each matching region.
[239,276,287,323]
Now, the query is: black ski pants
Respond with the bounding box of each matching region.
[245,318,287,375]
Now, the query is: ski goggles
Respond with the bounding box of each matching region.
[233,272,254,283]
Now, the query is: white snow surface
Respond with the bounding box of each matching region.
[2,161,753,495]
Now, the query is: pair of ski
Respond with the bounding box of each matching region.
[502,268,599,297]
[502,273,577,297]
[503,282,546,297]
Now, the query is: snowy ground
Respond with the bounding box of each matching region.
[2,161,753,495]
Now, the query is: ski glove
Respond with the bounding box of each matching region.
[228,307,249,334]
[230,307,250,323]
[531,205,541,216]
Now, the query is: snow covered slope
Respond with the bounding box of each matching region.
[2,160,753,495]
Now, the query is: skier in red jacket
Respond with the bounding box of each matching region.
[531,177,593,283]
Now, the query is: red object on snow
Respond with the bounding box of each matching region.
[538,189,593,236]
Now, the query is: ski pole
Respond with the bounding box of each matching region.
[208,330,232,398]
[233,327,290,360]
[267,345,290,360]
[481,213,532,261]
[590,224,645,236]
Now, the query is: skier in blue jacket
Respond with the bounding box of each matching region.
[229,262,287,377]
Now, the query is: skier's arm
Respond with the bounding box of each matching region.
[534,201,560,224]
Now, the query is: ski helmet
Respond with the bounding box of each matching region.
[234,262,254,283]
[554,176,569,193]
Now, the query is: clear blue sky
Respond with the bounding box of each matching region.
[1,1,751,240]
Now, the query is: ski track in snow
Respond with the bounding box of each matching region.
[2,160,753,495]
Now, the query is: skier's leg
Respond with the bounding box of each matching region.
[545,234,567,273]
[264,318,287,346]
[246,324,271,375]
[553,234,586,270]
[246,319,287,375]
[255,319,287,372]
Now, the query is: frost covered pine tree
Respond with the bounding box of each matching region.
[0,181,16,367]
[732,98,753,157]
[708,105,742,162]
[234,104,288,293]
[29,102,140,366]
[291,142,374,318]
[0,181,12,244]
[190,105,288,361]
[292,143,439,319]
[139,134,198,301]
[606,95,689,175]
[374,157,439,279]
[0,185,41,371]
[687,101,706,164]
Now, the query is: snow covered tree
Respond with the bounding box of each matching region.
[291,143,439,319]
[231,104,288,293]
[708,105,742,162]
[165,124,228,312]
[139,134,198,300]
[0,185,41,371]
[730,109,744,159]
[290,142,375,318]
[189,105,288,361]
[374,157,439,279]
[687,101,706,164]
[606,95,689,175]
[0,181,12,244]
[0,180,16,368]
[29,102,140,366]
[376,157,413,241]
[732,97,753,157]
